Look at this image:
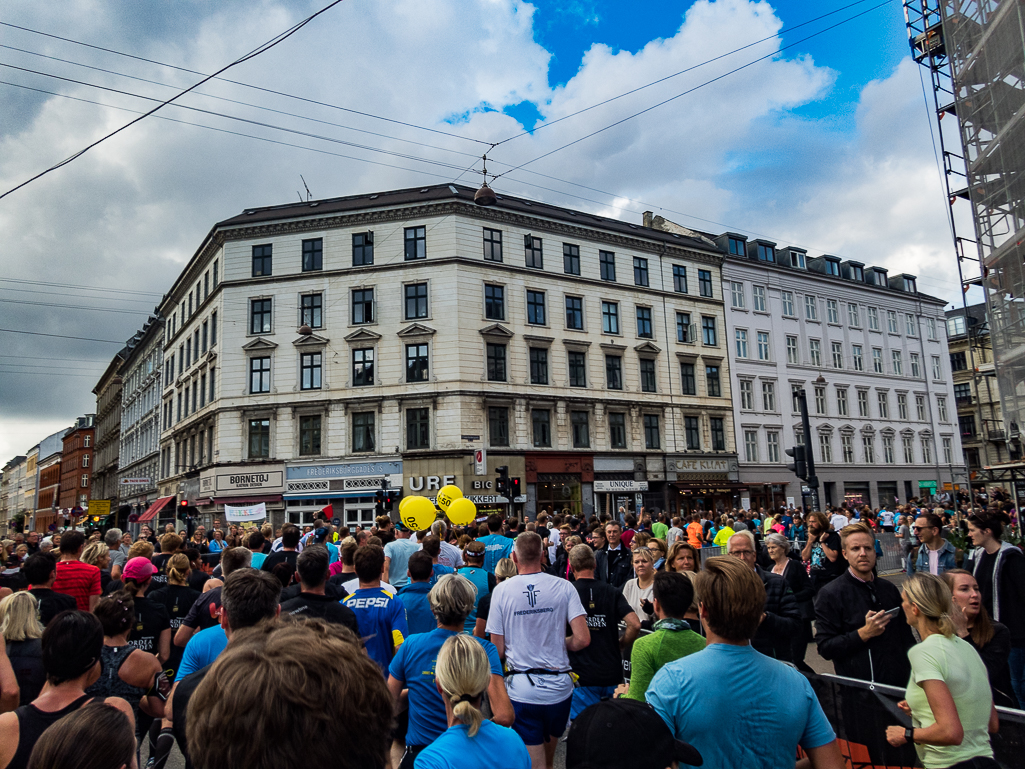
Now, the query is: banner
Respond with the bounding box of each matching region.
[224,502,267,523]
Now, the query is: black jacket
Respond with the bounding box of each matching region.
[594,546,633,588]
[776,559,815,620]
[752,565,801,661]
[814,570,914,687]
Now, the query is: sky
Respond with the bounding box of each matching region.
[0,0,974,463]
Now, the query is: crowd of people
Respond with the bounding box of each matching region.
[0,499,1020,769]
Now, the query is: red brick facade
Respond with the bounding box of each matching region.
[59,427,94,510]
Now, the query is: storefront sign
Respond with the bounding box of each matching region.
[201,465,287,496]
[674,458,732,474]
[593,480,649,492]
[474,449,486,476]
[288,461,402,480]
[87,500,111,517]
[409,475,457,492]
[918,480,938,493]
[225,502,267,522]
[120,478,151,486]
[216,471,283,492]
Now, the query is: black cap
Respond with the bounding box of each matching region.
[566,699,702,768]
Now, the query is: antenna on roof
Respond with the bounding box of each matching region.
[301,174,312,202]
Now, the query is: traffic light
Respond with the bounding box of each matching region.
[375,481,386,515]
[509,477,521,499]
[785,446,808,480]
[178,499,190,523]
[495,466,509,498]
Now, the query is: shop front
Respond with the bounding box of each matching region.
[403,453,526,522]
[525,453,593,521]
[198,464,286,529]
[667,455,741,515]
[285,460,401,529]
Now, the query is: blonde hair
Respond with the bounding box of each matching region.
[631,547,656,565]
[128,540,154,560]
[81,542,108,567]
[904,573,956,637]
[428,574,477,626]
[494,558,516,581]
[0,591,43,641]
[434,634,490,738]
[167,552,191,585]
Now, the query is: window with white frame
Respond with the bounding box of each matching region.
[781,291,795,316]
[906,314,917,336]
[910,353,921,378]
[766,431,780,462]
[731,282,745,309]
[757,332,770,361]
[736,329,748,358]
[752,285,766,312]
[841,435,854,463]
[903,435,915,464]
[883,435,895,463]
[937,396,948,422]
[927,317,937,340]
[878,391,889,419]
[852,344,864,371]
[942,436,953,464]
[931,356,941,380]
[863,435,876,463]
[915,395,927,421]
[897,393,908,420]
[887,310,899,334]
[819,434,833,463]
[744,430,758,462]
[809,339,821,366]
[792,385,802,413]
[837,388,848,416]
[922,437,933,464]
[868,307,879,331]
[827,299,839,324]
[786,335,799,364]
[762,381,776,412]
[805,295,818,320]
[831,341,843,369]
[848,302,860,327]
[857,390,869,417]
[739,380,753,410]
[814,386,826,415]
[892,350,903,375]
[873,348,883,373]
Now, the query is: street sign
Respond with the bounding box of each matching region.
[461,435,480,441]
[474,449,486,476]
[88,500,111,518]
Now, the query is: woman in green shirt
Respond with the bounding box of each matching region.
[885,573,999,769]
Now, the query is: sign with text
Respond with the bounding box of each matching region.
[87,500,111,517]
[474,449,486,476]
[120,478,151,486]
[593,480,649,492]
[215,471,283,492]
[225,502,267,523]
[674,458,732,474]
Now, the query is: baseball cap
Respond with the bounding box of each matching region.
[122,557,158,581]
[566,698,702,768]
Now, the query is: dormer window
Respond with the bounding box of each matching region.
[903,276,917,293]
[825,259,840,276]
[851,265,864,281]
[873,269,887,285]
[790,251,806,269]
[728,237,745,256]
[757,243,774,262]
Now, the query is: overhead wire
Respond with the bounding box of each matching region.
[0,298,153,314]
[0,329,124,344]
[0,277,164,296]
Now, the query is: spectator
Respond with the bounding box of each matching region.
[621,548,656,626]
[567,544,639,717]
[802,512,845,593]
[486,533,589,769]
[667,517,684,548]
[815,523,914,686]
[385,523,421,588]
[566,698,701,769]
[455,542,493,634]
[594,522,632,588]
[711,517,735,549]
[727,530,800,662]
[622,571,704,701]
[666,542,699,574]
[25,700,135,769]
[765,533,814,672]
[22,554,75,626]
[646,557,843,769]
[280,545,358,633]
[473,558,516,640]
[398,552,437,636]
[104,529,126,581]
[186,618,391,769]
[477,515,514,574]
[685,514,703,550]
[261,525,300,573]
[343,545,408,674]
[51,532,101,612]
[884,573,998,767]
[0,594,44,706]
[914,513,957,576]
[173,547,252,651]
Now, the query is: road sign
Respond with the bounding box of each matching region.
[88,500,111,517]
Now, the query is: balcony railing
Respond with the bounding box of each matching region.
[986,428,1006,442]
[955,395,976,406]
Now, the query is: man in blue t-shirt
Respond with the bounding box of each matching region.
[647,556,841,769]
[398,551,436,635]
[342,544,408,674]
[477,514,514,573]
[422,535,455,586]
[385,524,420,588]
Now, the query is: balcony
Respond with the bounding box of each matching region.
[986,427,1006,442]
[955,395,976,407]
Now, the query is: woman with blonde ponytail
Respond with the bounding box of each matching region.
[414,634,529,769]
[149,552,200,681]
[885,573,999,768]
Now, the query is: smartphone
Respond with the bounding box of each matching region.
[882,606,902,619]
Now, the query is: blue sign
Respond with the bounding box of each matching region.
[287,461,402,480]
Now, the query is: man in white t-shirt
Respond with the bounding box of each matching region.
[420,520,464,570]
[487,532,590,769]
[879,508,895,532]
[383,523,419,587]
[829,510,850,533]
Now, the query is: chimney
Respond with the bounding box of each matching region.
[642,211,653,228]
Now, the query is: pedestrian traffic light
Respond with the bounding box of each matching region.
[496,466,509,499]
[509,477,521,499]
[785,446,807,480]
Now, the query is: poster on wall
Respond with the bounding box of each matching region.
[225,502,267,523]
[740,497,750,510]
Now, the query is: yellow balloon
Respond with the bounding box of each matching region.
[446,497,477,526]
[400,496,436,532]
[399,495,413,511]
[436,484,463,512]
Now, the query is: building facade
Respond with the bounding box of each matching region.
[157,184,739,527]
[22,446,38,532]
[32,429,67,533]
[92,350,126,522]
[1,456,26,533]
[59,416,95,513]
[118,319,165,523]
[713,230,964,510]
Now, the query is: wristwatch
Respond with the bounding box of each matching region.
[904,727,915,744]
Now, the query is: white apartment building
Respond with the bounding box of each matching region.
[156,184,742,528]
[118,318,164,523]
[714,232,964,510]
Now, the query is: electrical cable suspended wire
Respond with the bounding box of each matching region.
[0,355,114,363]
[0,328,124,344]
[492,0,888,147]
[0,286,162,303]
[490,0,897,180]
[0,277,164,296]
[0,20,492,147]
[0,0,351,201]
[0,298,152,314]
[2,372,107,378]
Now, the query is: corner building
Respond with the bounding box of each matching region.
[157,184,738,527]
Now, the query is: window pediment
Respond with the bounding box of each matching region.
[242,337,278,351]
[344,328,382,344]
[634,341,662,355]
[293,333,329,348]
[397,323,436,338]
[479,323,514,339]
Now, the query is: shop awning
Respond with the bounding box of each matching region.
[138,495,173,523]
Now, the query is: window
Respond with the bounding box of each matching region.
[735,329,749,358]
[959,415,976,436]
[600,250,616,281]
[483,228,502,262]
[831,341,843,369]
[676,312,692,342]
[950,351,967,371]
[728,236,746,255]
[301,352,322,390]
[569,351,588,387]
[910,353,921,378]
[602,302,620,334]
[897,393,908,420]
[863,435,876,463]
[738,379,753,409]
[532,410,551,447]
[672,264,687,293]
[209,367,215,400]
[948,315,967,336]
[685,416,701,449]
[640,359,656,393]
[827,299,839,324]
[814,386,826,415]
[406,343,429,382]
[529,348,548,384]
[200,373,206,407]
[609,413,627,448]
[524,235,543,268]
[927,317,937,340]
[300,294,323,329]
[819,434,833,464]
[527,290,546,325]
[636,307,653,338]
[878,391,889,419]
[644,414,661,449]
[82,454,90,468]
[404,226,426,260]
[202,321,208,352]
[407,408,430,449]
[706,364,721,397]
[606,355,623,390]
[887,310,899,334]
[403,283,429,320]
[352,412,375,452]
[701,316,717,346]
[710,417,725,451]
[858,390,869,417]
[937,396,948,422]
[571,411,590,448]
[681,362,697,396]
[249,357,271,393]
[762,381,776,412]
[299,415,321,456]
[352,288,374,324]
[786,335,798,364]
[848,302,860,327]
[789,250,806,269]
[744,431,758,462]
[250,299,272,334]
[249,419,270,458]
[484,284,505,320]
[211,312,217,346]
[932,356,942,379]
[906,314,917,336]
[252,244,272,277]
[942,436,953,464]
[804,295,818,320]
[486,343,506,382]
[565,296,584,330]
[352,348,374,386]
[892,350,903,376]
[752,285,766,312]
[302,238,322,272]
[863,307,880,333]
[353,231,374,265]
[698,269,713,297]
[902,436,915,464]
[489,407,509,447]
[758,243,775,262]
[766,431,780,462]
[837,388,848,416]
[781,291,795,316]
[731,282,745,308]
[852,344,864,371]
[841,435,854,463]
[809,339,821,367]
[872,348,883,373]
[627,256,648,286]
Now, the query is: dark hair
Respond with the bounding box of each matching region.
[916,512,943,531]
[221,570,281,630]
[247,531,266,551]
[42,610,104,685]
[184,547,201,565]
[422,535,441,559]
[353,545,385,584]
[270,561,296,589]
[652,571,693,619]
[59,530,86,555]
[281,525,302,549]
[27,701,135,769]
[296,545,330,588]
[969,512,1008,541]
[407,551,433,581]
[93,591,136,637]
[487,514,503,533]
[24,551,57,585]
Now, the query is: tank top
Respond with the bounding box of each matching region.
[9,694,98,769]
[85,645,147,718]
[456,566,491,634]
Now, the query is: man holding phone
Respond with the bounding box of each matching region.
[813,523,915,686]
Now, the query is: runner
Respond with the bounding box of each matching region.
[280,545,359,633]
[477,515,514,574]
[342,544,408,674]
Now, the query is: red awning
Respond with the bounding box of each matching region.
[138,495,173,523]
